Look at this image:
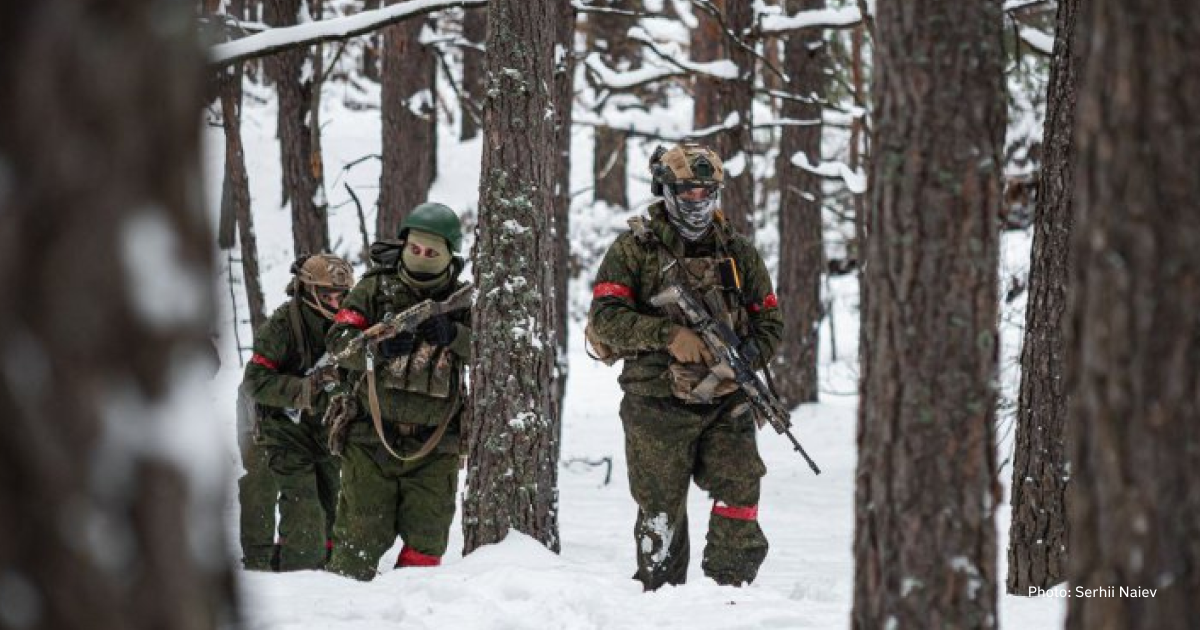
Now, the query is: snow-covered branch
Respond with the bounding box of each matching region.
[209,0,486,67]
[1018,25,1054,55]
[629,27,740,81]
[758,5,863,35]
[583,54,687,91]
[791,151,867,194]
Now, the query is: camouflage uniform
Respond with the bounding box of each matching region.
[243,299,343,571]
[235,383,278,571]
[324,259,471,581]
[589,200,784,589]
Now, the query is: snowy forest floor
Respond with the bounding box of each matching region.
[206,83,1065,629]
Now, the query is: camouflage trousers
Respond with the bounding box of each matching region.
[260,417,340,571]
[620,393,768,590]
[237,441,278,571]
[327,423,460,581]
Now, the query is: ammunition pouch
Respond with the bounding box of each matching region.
[378,341,457,398]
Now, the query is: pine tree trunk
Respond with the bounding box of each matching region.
[459,7,486,141]
[266,0,329,255]
[551,3,577,438]
[219,62,268,331]
[362,0,382,81]
[1065,0,1200,627]
[691,0,754,235]
[463,0,562,555]
[377,0,438,240]
[0,1,236,627]
[772,0,825,406]
[852,1,1005,627]
[587,0,639,210]
[1005,0,1080,595]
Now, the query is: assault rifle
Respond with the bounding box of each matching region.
[316,282,474,373]
[651,284,821,475]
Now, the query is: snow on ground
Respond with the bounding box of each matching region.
[205,76,1064,629]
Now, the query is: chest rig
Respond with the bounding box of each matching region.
[630,216,750,338]
[630,217,749,403]
[375,274,460,400]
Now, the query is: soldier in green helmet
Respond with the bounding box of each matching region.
[588,143,784,590]
[242,253,355,571]
[325,202,472,580]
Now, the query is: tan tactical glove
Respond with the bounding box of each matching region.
[667,326,714,365]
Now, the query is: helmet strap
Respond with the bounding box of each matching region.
[303,285,338,321]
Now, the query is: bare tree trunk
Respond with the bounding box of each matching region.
[848,23,865,263]
[460,6,486,141]
[265,0,330,255]
[1006,0,1081,596]
[772,0,825,406]
[852,0,1005,627]
[220,62,269,332]
[587,0,639,210]
[1065,0,1200,627]
[362,0,382,81]
[463,0,562,555]
[691,0,754,235]
[551,3,577,443]
[377,0,438,240]
[0,1,236,627]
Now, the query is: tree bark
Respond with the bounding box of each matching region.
[852,1,1005,628]
[551,3,577,439]
[0,1,236,628]
[362,0,382,81]
[377,0,438,240]
[771,0,825,406]
[1006,0,1080,595]
[220,62,269,332]
[1065,0,1200,627]
[690,0,754,235]
[265,0,330,255]
[459,6,486,141]
[463,0,562,555]
[587,0,640,210]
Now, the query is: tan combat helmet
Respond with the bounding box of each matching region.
[294,254,355,320]
[650,143,725,193]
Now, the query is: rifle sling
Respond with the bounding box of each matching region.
[366,357,457,462]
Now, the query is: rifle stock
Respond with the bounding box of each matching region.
[651,284,821,475]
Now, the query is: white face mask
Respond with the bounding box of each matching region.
[664,189,719,241]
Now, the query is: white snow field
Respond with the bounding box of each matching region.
[205,78,1065,629]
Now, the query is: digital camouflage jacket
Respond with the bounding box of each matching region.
[588,203,784,398]
[326,263,472,429]
[243,300,335,425]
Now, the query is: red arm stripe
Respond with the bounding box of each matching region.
[593,282,634,301]
[334,308,369,330]
[250,353,280,371]
[747,293,779,314]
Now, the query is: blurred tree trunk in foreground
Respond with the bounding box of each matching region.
[0,1,237,628]
[1065,0,1200,627]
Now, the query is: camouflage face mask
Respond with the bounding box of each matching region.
[664,188,718,241]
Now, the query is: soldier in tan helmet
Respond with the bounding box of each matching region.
[587,144,784,590]
[241,253,355,571]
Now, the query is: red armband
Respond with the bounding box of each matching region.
[746,293,778,314]
[593,282,634,301]
[334,308,369,330]
[250,353,280,371]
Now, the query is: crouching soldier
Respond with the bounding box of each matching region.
[242,254,355,571]
[325,203,471,581]
[587,144,784,590]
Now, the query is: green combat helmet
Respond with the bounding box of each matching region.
[400,202,463,253]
